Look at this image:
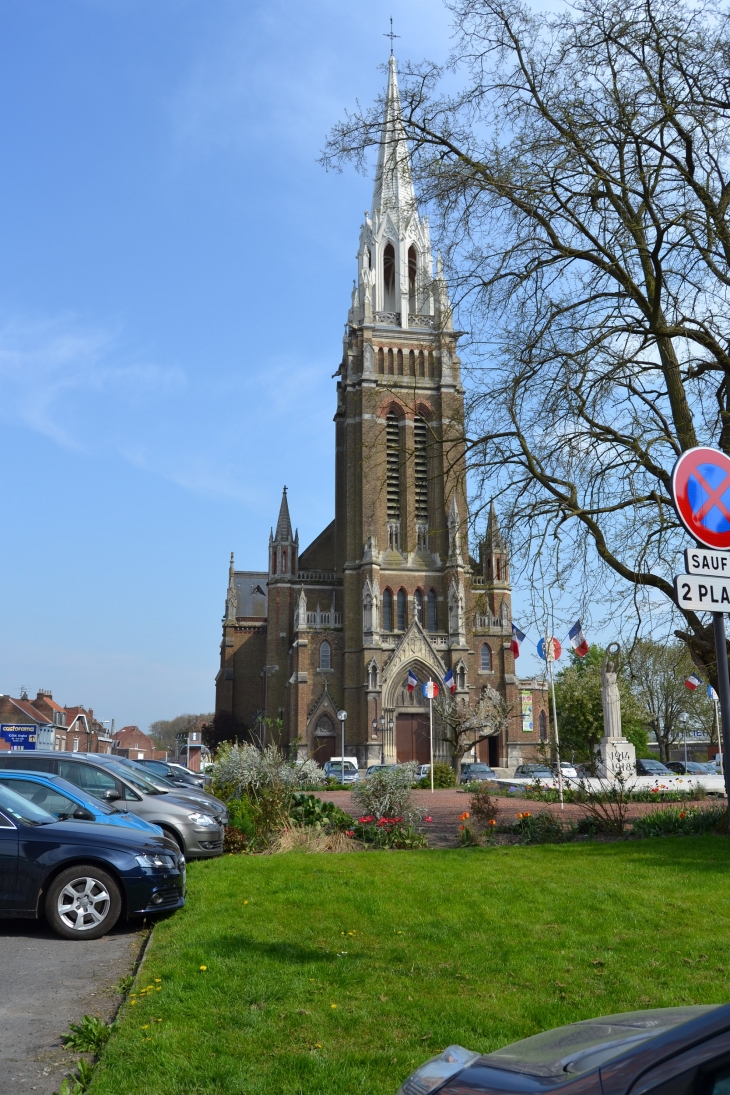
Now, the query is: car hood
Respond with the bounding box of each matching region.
[20,819,181,854]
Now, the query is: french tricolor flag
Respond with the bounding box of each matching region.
[407,669,419,693]
[444,669,456,694]
[685,672,702,691]
[511,624,526,659]
[568,620,590,658]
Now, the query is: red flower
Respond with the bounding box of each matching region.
[358,816,374,823]
[458,811,470,821]
[459,824,466,831]
[488,819,496,827]
[651,788,659,793]
[424,816,433,823]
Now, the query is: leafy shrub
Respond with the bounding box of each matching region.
[632,805,726,838]
[469,784,499,826]
[513,811,566,844]
[227,797,256,839]
[352,763,420,825]
[353,817,428,849]
[417,762,455,789]
[289,793,354,831]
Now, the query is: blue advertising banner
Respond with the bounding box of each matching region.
[0,724,37,749]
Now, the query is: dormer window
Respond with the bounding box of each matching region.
[383,242,396,311]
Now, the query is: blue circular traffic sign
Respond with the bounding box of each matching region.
[672,447,730,550]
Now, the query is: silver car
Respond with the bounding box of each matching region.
[0,752,224,859]
[96,756,227,824]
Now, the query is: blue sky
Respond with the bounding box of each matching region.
[0,0,547,731]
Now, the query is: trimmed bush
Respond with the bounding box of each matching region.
[417,763,455,789]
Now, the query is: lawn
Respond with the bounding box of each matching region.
[89,838,730,1095]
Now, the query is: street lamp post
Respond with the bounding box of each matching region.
[680,711,689,770]
[380,713,386,765]
[337,710,347,784]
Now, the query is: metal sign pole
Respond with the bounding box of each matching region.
[429,689,434,794]
[711,614,730,802]
[547,651,564,809]
[714,697,723,776]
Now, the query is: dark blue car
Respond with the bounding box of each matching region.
[0,783,185,940]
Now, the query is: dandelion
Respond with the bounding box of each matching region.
[458,812,470,821]
[130,1000,137,1006]
[244,900,249,905]
[200,965,208,971]
[156,987,162,992]
[154,978,162,983]
[142,1024,150,1030]
[315,1043,322,1048]
[331,1003,338,1009]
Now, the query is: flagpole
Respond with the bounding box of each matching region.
[429,680,434,794]
[546,631,564,809]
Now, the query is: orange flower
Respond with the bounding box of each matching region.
[679,810,687,819]
[458,812,470,821]
[459,824,466,831]
[488,819,496,827]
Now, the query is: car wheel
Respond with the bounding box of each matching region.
[160,826,185,853]
[45,864,122,940]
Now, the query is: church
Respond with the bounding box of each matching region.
[215,56,548,769]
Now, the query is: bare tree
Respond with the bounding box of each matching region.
[322,0,730,684]
[627,639,715,761]
[434,686,509,780]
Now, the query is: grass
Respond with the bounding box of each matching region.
[89,838,730,1095]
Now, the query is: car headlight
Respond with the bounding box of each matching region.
[398,1046,480,1095]
[135,853,177,870]
[188,812,218,827]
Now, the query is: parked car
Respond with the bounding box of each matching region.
[0,752,224,859]
[414,764,431,780]
[365,764,397,778]
[140,758,209,789]
[106,756,227,821]
[460,763,497,784]
[636,758,675,777]
[0,771,163,835]
[397,1003,730,1095]
[324,759,360,784]
[557,761,578,778]
[666,761,716,775]
[0,782,185,940]
[513,764,556,782]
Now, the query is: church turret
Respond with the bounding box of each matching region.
[269,487,298,578]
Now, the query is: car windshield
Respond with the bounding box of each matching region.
[0,783,56,825]
[470,765,492,773]
[104,762,166,795]
[125,763,181,791]
[482,1006,716,1078]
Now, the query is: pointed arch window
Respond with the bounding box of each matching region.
[408,245,418,311]
[397,588,407,631]
[408,349,416,376]
[414,588,423,623]
[458,664,466,690]
[414,416,428,523]
[481,643,492,672]
[386,414,401,521]
[396,348,403,375]
[383,242,396,311]
[320,641,331,670]
[382,588,393,632]
[377,347,385,374]
[418,350,425,377]
[427,589,438,632]
[387,348,394,375]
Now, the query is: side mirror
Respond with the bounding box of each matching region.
[73,807,94,820]
[103,789,121,802]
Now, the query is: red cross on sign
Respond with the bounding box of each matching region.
[672,447,730,550]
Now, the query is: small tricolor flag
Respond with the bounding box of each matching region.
[423,679,440,699]
[444,669,456,694]
[568,620,589,658]
[407,669,419,693]
[511,624,526,658]
[685,672,702,691]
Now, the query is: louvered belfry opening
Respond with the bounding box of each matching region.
[386,414,401,521]
[414,416,428,522]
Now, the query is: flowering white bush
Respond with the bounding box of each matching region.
[351,763,420,824]
[211,743,325,800]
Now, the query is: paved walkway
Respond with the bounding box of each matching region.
[318,788,720,848]
[0,918,145,1095]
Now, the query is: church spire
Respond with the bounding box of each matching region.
[371,55,416,217]
[275,486,293,542]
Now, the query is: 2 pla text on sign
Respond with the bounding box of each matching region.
[674,574,730,611]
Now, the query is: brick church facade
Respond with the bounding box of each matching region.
[215,56,548,769]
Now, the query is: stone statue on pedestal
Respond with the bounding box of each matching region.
[598,642,636,779]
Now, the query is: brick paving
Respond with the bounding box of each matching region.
[317,788,723,849]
